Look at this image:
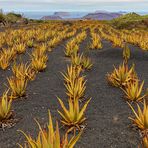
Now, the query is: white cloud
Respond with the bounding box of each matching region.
[0,0,146,2]
[0,0,147,12]
[48,0,143,1]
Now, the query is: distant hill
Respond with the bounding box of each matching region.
[41,15,62,20]
[41,12,87,20]
[40,11,123,20]
[82,12,122,20]
[54,12,70,17]
[110,12,148,29]
[40,12,70,20]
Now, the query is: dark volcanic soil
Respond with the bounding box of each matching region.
[0,37,148,148]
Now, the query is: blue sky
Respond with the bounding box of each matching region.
[0,0,148,12]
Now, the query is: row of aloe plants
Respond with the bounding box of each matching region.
[106,46,148,147]
[17,28,93,147]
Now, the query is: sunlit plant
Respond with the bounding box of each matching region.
[90,33,102,49]
[107,63,137,88]
[7,76,28,99]
[12,62,30,79]
[71,54,83,67]
[81,56,93,70]
[18,111,82,148]
[27,39,34,48]
[128,100,148,131]
[65,76,86,100]
[62,65,82,84]
[141,134,148,148]
[123,44,131,64]
[58,97,91,130]
[122,80,146,102]
[0,90,12,122]
[31,56,48,72]
[14,43,26,54]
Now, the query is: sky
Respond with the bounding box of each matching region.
[0,0,148,12]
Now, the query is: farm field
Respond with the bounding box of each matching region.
[0,21,147,148]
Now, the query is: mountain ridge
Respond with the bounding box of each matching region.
[40,11,122,20]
